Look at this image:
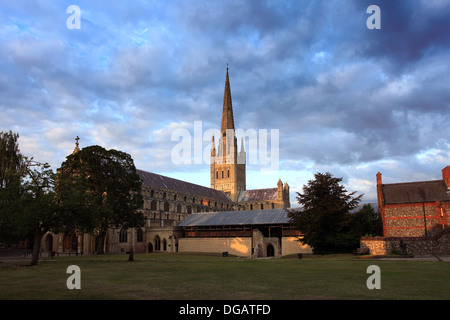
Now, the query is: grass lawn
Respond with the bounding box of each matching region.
[0,253,448,300]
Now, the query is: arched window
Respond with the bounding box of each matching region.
[150,190,154,197]
[136,228,143,242]
[222,171,224,178]
[164,202,170,212]
[155,235,161,251]
[177,204,182,213]
[151,200,157,210]
[227,170,230,177]
[267,244,275,257]
[162,238,167,251]
[119,228,128,243]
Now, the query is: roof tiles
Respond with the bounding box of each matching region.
[137,169,231,202]
[382,180,450,204]
[179,207,302,227]
[237,188,278,202]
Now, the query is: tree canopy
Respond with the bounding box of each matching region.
[57,145,145,254]
[1,132,145,264]
[0,131,62,265]
[288,172,382,253]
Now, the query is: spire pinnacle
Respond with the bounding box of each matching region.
[211,135,216,157]
[211,135,216,149]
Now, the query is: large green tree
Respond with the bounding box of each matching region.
[288,172,363,253]
[0,131,65,265]
[345,203,383,239]
[57,145,145,254]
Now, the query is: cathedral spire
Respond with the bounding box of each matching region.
[221,65,235,136]
[211,65,246,200]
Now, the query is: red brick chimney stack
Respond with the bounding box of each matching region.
[442,166,450,189]
[376,172,382,185]
[376,172,386,236]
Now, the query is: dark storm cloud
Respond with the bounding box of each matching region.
[354,0,450,70]
[224,0,450,169]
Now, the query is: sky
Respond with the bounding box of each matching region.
[1,0,449,206]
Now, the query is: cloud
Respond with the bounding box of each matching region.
[0,0,449,203]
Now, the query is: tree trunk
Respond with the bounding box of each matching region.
[128,249,134,261]
[30,232,43,266]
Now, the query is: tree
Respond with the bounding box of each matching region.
[17,160,59,265]
[0,131,26,244]
[0,131,24,186]
[57,145,144,255]
[347,204,383,238]
[288,172,363,254]
[0,131,66,265]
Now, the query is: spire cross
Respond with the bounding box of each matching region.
[75,136,80,147]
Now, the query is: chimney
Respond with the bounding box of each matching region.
[442,166,450,189]
[376,172,382,185]
[376,172,386,237]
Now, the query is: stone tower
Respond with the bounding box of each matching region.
[211,66,246,201]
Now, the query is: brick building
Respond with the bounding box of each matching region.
[360,166,450,255]
[377,166,450,237]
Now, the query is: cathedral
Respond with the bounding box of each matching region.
[40,67,309,258]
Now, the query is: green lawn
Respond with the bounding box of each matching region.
[0,253,448,300]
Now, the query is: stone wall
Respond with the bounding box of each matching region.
[360,228,450,255]
[251,228,282,257]
[178,237,252,256]
[178,234,313,258]
[281,237,313,256]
